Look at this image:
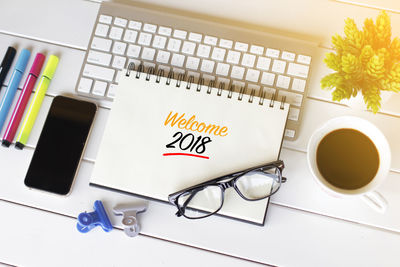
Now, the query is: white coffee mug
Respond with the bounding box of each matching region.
[307,116,391,213]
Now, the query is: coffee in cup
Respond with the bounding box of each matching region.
[307,116,391,213]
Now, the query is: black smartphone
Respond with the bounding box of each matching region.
[24,95,97,195]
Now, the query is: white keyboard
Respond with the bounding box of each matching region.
[75,1,315,140]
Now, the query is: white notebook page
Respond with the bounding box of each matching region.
[91,72,289,225]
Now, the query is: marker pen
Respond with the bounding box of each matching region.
[0,47,17,90]
[15,55,59,150]
[0,49,30,132]
[2,53,46,147]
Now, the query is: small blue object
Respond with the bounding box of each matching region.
[77,200,113,233]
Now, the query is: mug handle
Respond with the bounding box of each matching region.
[361,191,387,213]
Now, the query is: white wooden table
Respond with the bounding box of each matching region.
[1,0,400,266]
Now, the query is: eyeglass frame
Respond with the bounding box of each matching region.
[168,160,286,219]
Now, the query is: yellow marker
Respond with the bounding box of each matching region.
[15,55,59,150]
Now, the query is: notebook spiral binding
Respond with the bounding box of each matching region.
[125,62,286,109]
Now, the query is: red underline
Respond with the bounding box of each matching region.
[162,153,210,159]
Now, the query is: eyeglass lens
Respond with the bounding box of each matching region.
[235,167,281,200]
[178,185,223,218]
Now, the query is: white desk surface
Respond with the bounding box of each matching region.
[1,0,400,266]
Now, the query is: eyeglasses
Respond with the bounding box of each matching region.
[168,160,286,219]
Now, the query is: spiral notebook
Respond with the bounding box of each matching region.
[91,66,289,225]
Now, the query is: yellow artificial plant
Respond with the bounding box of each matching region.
[321,11,400,113]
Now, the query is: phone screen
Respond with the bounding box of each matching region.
[24,96,97,195]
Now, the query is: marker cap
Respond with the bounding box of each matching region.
[42,55,59,80]
[1,47,16,68]
[15,49,31,73]
[29,53,46,77]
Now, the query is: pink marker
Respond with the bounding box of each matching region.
[2,53,45,147]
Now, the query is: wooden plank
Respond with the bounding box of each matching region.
[1,158,400,266]
[0,200,260,267]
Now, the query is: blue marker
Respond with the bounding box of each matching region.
[0,49,30,131]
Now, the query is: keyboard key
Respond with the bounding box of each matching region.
[279,91,303,106]
[157,65,171,74]
[182,41,196,55]
[217,77,230,89]
[297,54,311,65]
[256,57,271,70]
[200,59,215,73]
[171,54,185,67]
[173,29,187,39]
[83,64,115,82]
[232,80,245,89]
[143,23,157,33]
[144,61,156,69]
[156,50,170,64]
[128,20,142,30]
[261,72,275,86]
[123,30,137,43]
[219,39,233,49]
[271,59,286,74]
[285,129,295,138]
[167,38,182,52]
[204,36,217,45]
[216,63,230,76]
[138,32,152,46]
[158,26,172,36]
[250,45,264,55]
[77,78,93,93]
[226,50,240,64]
[112,56,126,69]
[266,48,280,58]
[241,54,256,67]
[211,47,226,61]
[282,51,295,61]
[114,17,127,27]
[197,44,211,58]
[263,87,276,98]
[173,67,185,75]
[288,107,300,121]
[95,23,109,37]
[112,41,127,55]
[109,27,123,40]
[231,66,245,79]
[291,78,306,92]
[87,50,112,66]
[235,42,248,52]
[107,83,117,98]
[189,32,202,42]
[248,83,260,92]
[245,69,260,83]
[152,35,167,49]
[187,71,200,80]
[287,63,309,78]
[114,70,123,83]
[91,37,112,52]
[99,15,112,24]
[141,47,156,61]
[276,75,291,89]
[127,44,141,58]
[93,80,108,96]
[186,56,200,70]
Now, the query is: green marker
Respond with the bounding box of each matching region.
[15,55,59,150]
